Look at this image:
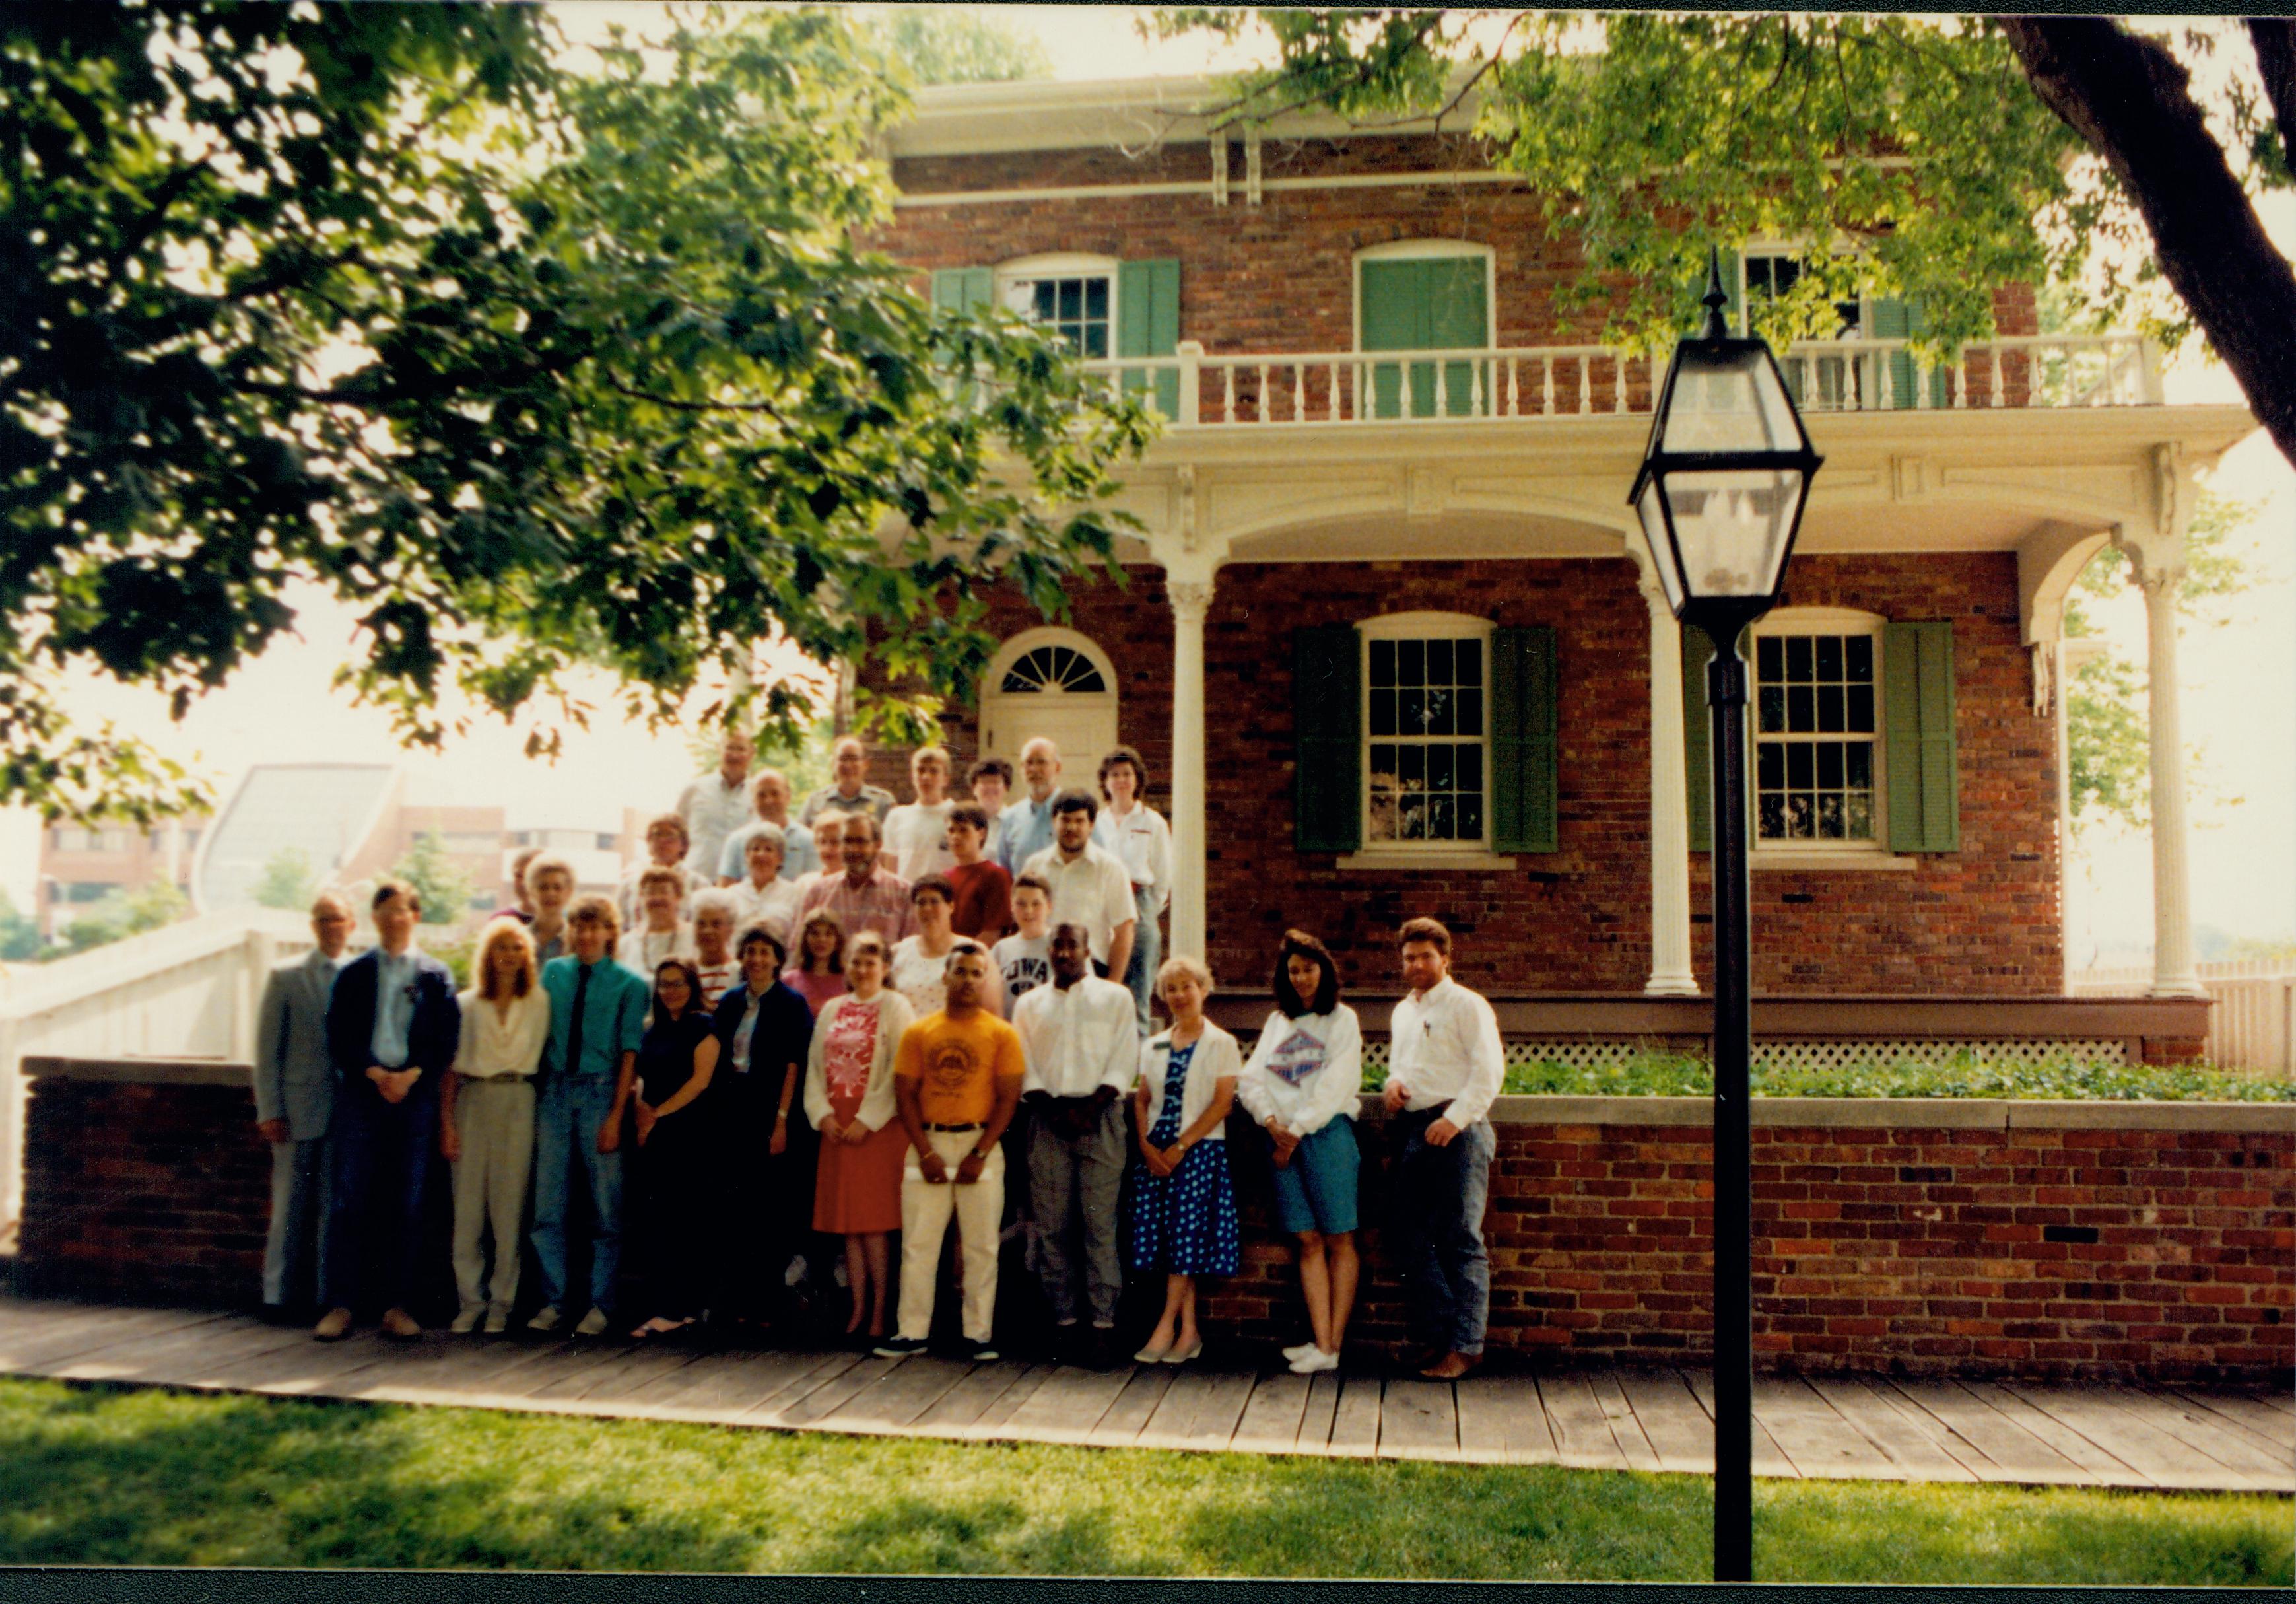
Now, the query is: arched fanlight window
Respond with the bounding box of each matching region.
[1000,645,1108,695]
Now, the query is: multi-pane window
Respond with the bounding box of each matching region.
[1754,631,1879,844]
[1001,273,1111,359]
[1366,633,1487,845]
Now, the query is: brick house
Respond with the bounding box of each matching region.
[859,77,2253,1055]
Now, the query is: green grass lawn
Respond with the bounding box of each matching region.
[0,1377,2285,1582]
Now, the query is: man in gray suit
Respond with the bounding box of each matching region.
[253,893,355,1321]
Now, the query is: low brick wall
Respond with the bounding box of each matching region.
[17,1057,2292,1383]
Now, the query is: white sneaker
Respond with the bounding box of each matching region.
[526,1306,562,1333]
[448,1308,482,1335]
[1289,1346,1341,1375]
[1281,1342,1320,1364]
[574,1306,610,1337]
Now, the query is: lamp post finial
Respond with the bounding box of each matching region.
[1701,246,1731,341]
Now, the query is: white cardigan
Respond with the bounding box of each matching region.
[1235,1006,1364,1138]
[1135,1022,1244,1142]
[802,989,916,1134]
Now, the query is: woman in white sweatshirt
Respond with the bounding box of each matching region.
[1236,929,1363,1375]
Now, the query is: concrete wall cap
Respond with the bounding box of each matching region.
[22,1055,251,1090]
[2006,1099,2296,1133]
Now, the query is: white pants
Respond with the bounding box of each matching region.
[450,1077,535,1317]
[897,1130,1005,1344]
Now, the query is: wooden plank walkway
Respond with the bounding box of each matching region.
[0,1296,2285,1492]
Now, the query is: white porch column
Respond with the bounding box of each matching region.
[1637,566,1700,995]
[1168,578,1214,959]
[2134,561,2206,998]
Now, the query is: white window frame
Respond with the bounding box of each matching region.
[1353,611,1499,860]
[994,252,1119,361]
[1350,239,1497,353]
[1747,606,1892,862]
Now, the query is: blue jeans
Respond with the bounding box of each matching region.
[531,1075,625,1315]
[320,1082,434,1313]
[1120,883,1161,1031]
[1394,1111,1494,1356]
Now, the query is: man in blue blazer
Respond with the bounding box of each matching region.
[252,892,356,1321]
[316,878,460,1342]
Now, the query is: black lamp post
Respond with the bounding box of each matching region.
[1627,247,1822,1585]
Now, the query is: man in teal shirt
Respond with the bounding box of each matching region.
[527,895,650,1337]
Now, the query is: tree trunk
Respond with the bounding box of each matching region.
[2249,20,2296,178]
[2002,16,2296,467]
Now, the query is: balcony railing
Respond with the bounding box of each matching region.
[1080,333,2163,427]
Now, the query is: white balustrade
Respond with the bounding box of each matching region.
[1083,332,2159,429]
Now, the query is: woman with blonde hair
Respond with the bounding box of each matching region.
[441,919,549,1333]
[1128,954,1242,1364]
[802,930,916,1342]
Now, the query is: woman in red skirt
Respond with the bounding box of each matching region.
[801,930,916,1342]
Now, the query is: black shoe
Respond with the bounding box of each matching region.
[967,1339,1001,1364]
[1088,1326,1124,1372]
[873,1335,927,1359]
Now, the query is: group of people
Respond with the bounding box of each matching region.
[253,732,1504,1379]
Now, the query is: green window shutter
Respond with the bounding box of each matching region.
[1117,258,1180,419]
[1360,255,1489,419]
[1681,623,1714,852]
[1883,621,1960,853]
[1490,627,1559,853]
[1359,258,1423,421]
[931,267,992,312]
[1867,295,1948,410]
[1293,625,1361,853]
[1424,255,1487,418]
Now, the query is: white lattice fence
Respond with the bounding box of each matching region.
[1232,1034,2130,1076]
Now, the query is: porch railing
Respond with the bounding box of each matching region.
[1082,332,2163,427]
[2070,961,2295,1077]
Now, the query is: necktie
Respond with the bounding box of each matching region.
[566,963,591,1075]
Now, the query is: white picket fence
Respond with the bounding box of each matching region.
[0,909,317,1237]
[2070,961,2296,1076]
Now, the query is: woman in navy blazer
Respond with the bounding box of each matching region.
[316,880,461,1341]
[709,924,817,1327]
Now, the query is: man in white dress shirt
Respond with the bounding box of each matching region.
[1020,789,1135,985]
[1380,917,1504,1381]
[677,731,757,880]
[1012,923,1138,1366]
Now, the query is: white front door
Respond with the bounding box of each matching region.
[980,693,1118,770]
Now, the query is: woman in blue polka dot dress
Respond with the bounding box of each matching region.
[1128,955,1242,1364]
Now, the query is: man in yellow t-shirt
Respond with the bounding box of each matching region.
[877,939,1025,1361]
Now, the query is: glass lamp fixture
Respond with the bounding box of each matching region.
[1629,250,1823,627]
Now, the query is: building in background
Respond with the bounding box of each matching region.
[34,816,208,940]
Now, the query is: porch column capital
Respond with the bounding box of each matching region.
[1168,578,1216,622]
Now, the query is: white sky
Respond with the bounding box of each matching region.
[5,7,2290,959]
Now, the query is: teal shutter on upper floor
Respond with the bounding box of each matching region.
[1489,627,1559,853]
[1293,625,1361,853]
[931,268,992,312]
[1882,621,1960,852]
[1117,258,1181,419]
[1867,295,1950,410]
[1359,256,1488,419]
